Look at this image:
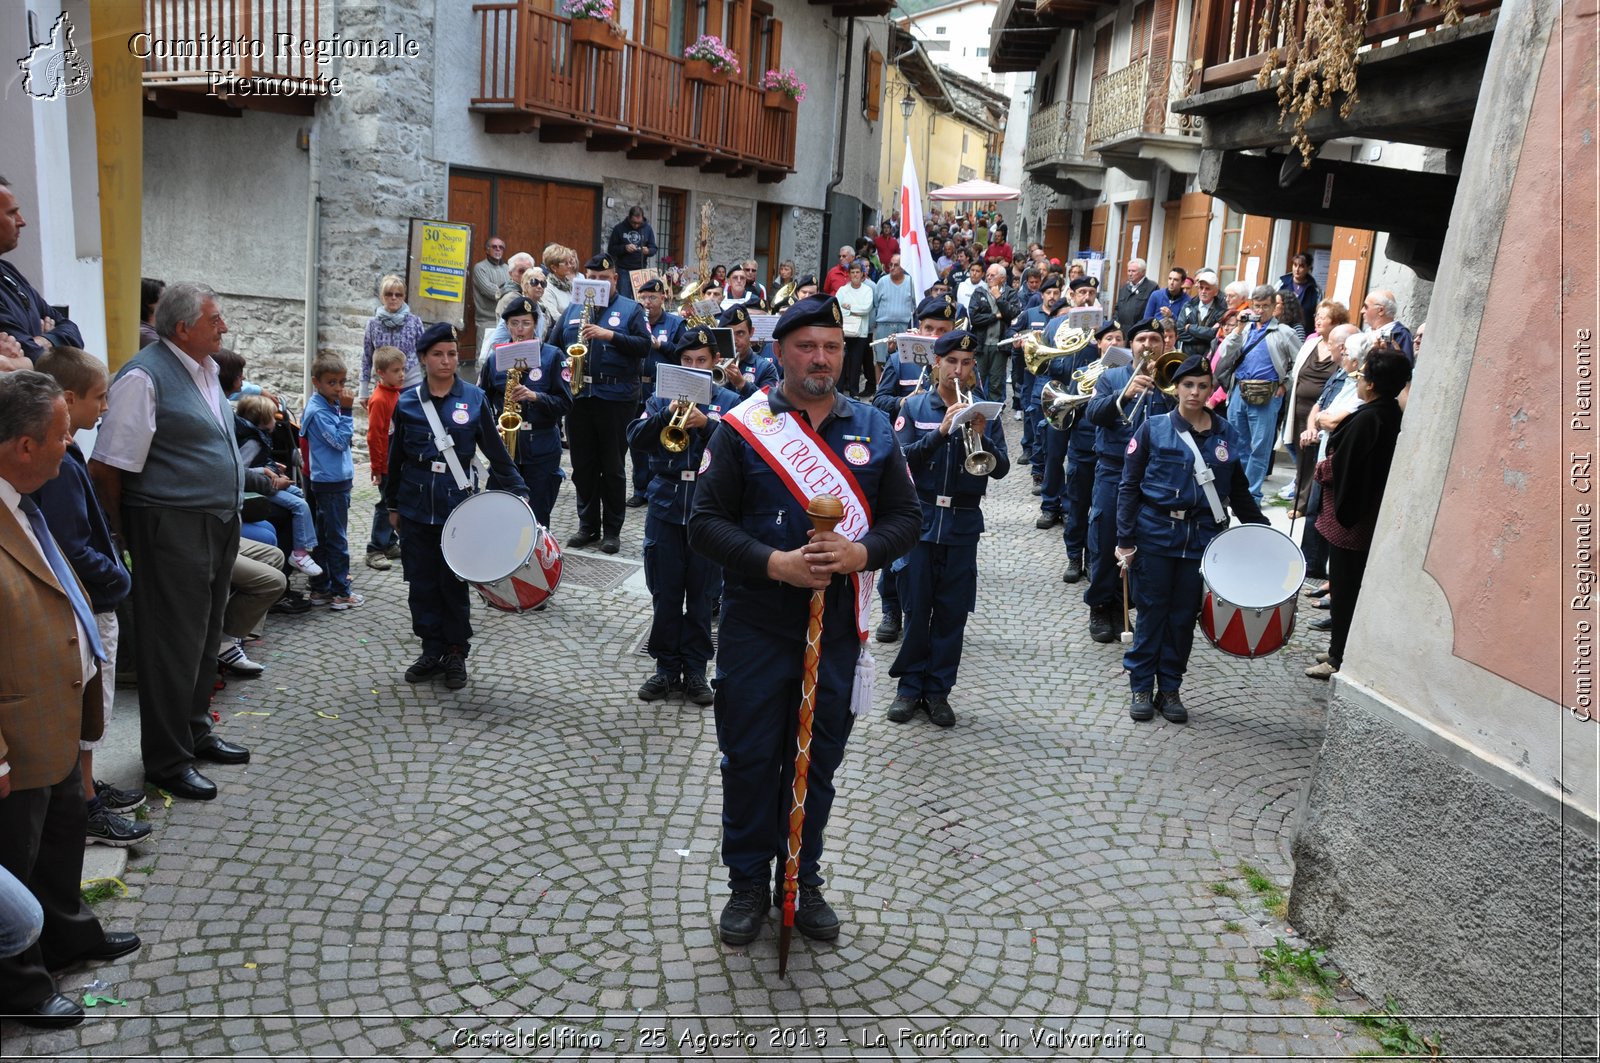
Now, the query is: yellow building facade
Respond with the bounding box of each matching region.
[876,62,997,218]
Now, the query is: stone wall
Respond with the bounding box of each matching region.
[703,193,756,272]
[783,207,824,280]
[218,292,308,397]
[602,179,654,247]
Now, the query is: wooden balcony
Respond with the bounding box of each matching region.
[1085,57,1202,178]
[1192,0,1502,93]
[473,3,796,181]
[1023,99,1102,197]
[141,0,332,117]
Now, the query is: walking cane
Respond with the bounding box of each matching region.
[778,494,844,977]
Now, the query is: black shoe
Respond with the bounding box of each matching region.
[795,885,840,941]
[442,649,469,690]
[874,613,902,643]
[718,887,770,946]
[94,778,145,814]
[1062,553,1084,583]
[599,536,621,555]
[1088,609,1117,644]
[625,493,648,508]
[926,696,956,728]
[885,695,921,723]
[1129,691,1155,722]
[147,765,217,801]
[1035,511,1062,529]
[567,529,601,548]
[1157,690,1188,724]
[194,734,250,765]
[1313,596,1332,610]
[1311,616,1333,631]
[405,654,443,683]
[83,931,141,963]
[1030,484,1044,497]
[638,673,674,701]
[12,992,84,1029]
[87,805,152,848]
[269,590,313,615]
[682,673,715,706]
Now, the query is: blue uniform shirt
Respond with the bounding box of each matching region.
[1086,362,1176,466]
[644,310,686,391]
[896,388,1010,545]
[382,379,528,524]
[555,293,652,402]
[731,350,780,399]
[626,385,742,525]
[1116,409,1266,557]
[477,342,574,462]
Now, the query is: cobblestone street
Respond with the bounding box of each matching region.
[7,416,1387,1060]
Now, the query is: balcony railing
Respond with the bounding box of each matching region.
[474,3,796,178]
[1024,99,1091,168]
[1087,57,1200,146]
[1193,0,1502,91]
[141,0,329,104]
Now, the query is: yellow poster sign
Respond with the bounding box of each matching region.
[418,221,471,303]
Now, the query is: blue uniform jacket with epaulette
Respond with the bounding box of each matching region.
[554,294,651,402]
[1116,410,1265,558]
[731,351,780,399]
[1086,363,1176,467]
[382,379,528,524]
[895,389,1010,545]
[644,311,686,393]
[477,342,573,462]
[626,385,742,525]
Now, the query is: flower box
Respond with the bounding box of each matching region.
[762,89,798,112]
[686,59,730,86]
[570,18,624,50]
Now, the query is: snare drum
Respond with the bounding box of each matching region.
[1199,524,1306,659]
[440,490,563,613]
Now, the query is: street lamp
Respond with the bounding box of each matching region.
[900,89,915,121]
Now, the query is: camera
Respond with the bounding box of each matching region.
[1238,311,1259,324]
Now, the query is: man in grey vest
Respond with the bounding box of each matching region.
[89,283,250,801]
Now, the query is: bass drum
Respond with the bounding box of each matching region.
[1199,524,1305,659]
[440,490,562,613]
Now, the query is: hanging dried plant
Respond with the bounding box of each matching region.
[1254,0,1363,167]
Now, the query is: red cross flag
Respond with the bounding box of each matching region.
[898,142,940,298]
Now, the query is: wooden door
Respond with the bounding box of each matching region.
[1087,203,1109,255]
[638,0,672,51]
[1160,200,1179,273]
[545,183,601,261]
[1326,226,1375,322]
[498,179,546,263]
[1173,192,1212,275]
[448,173,493,347]
[1119,198,1152,263]
[1237,213,1273,288]
[1043,208,1072,261]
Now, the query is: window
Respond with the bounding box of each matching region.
[976,47,988,57]
[924,39,950,51]
[863,46,884,121]
[657,189,687,270]
[935,25,946,34]
[962,132,969,152]
[1217,206,1244,289]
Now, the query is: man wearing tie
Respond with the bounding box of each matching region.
[0,371,139,1028]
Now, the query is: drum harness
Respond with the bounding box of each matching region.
[1172,428,1228,525]
[415,385,479,494]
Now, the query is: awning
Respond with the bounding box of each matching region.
[927,178,1021,201]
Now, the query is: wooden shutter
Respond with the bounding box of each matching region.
[769,19,782,68]
[727,0,749,76]
[704,0,725,40]
[864,48,884,121]
[1160,200,1180,273]
[1088,203,1109,253]
[1130,2,1152,62]
[1236,214,1274,288]
[1173,192,1212,274]
[1120,198,1152,261]
[1093,25,1111,78]
[1043,209,1072,261]
[1326,226,1375,322]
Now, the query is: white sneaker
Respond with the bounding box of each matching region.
[1276,482,1297,501]
[290,550,323,577]
[218,640,266,676]
[1013,410,1023,421]
[329,592,365,611]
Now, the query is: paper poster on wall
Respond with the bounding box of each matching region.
[1243,256,1261,288]
[1311,249,1332,293]
[417,221,471,303]
[1331,259,1357,308]
[1130,226,1143,259]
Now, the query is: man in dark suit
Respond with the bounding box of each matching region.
[0,371,139,1029]
[1113,257,1158,332]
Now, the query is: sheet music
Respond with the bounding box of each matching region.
[655,364,713,405]
[572,276,612,307]
[748,313,779,343]
[1100,345,1133,368]
[493,340,543,372]
[895,333,936,366]
[708,328,736,360]
[1065,306,1103,334]
[951,401,1003,427]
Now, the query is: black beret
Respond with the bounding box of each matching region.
[793,274,817,290]
[1039,275,1063,292]
[1171,354,1212,383]
[933,330,978,356]
[417,322,458,353]
[1068,276,1095,291]
[771,295,843,340]
[914,295,956,322]
[637,278,666,293]
[501,297,538,321]
[1094,321,1124,342]
[1125,317,1163,339]
[675,327,715,358]
[716,304,752,329]
[584,253,613,271]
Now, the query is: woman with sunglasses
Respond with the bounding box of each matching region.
[359,274,426,403]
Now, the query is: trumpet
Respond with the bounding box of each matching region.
[710,358,739,388]
[1022,322,1091,376]
[952,375,997,477]
[1119,348,1186,423]
[661,397,692,453]
[498,357,528,459]
[566,290,595,398]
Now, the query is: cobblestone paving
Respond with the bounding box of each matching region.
[7,415,1384,1060]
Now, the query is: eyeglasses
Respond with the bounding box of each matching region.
[526,280,547,287]
[488,244,505,251]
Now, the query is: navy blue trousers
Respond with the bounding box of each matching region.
[1123,550,1204,693]
[1084,461,1123,611]
[1038,424,1067,511]
[890,540,978,699]
[714,621,858,892]
[1061,438,1096,556]
[400,517,474,658]
[878,559,901,620]
[642,512,716,679]
[518,451,562,530]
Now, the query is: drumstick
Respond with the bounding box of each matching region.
[1120,566,1133,645]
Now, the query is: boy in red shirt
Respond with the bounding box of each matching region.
[365,346,405,570]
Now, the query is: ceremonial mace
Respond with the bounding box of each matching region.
[778,493,845,977]
[1120,565,1134,645]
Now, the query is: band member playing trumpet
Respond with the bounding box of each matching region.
[1012,274,1063,469]
[629,278,686,508]
[714,304,779,398]
[1114,355,1266,723]
[688,295,920,948]
[1033,277,1100,528]
[1083,319,1173,644]
[887,330,1010,727]
[385,323,528,690]
[1059,323,1123,582]
[626,327,741,707]
[478,298,573,528]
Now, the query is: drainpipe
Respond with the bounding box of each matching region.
[302,116,321,409]
[821,17,855,277]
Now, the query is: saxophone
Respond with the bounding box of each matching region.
[498,357,528,460]
[566,292,595,398]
